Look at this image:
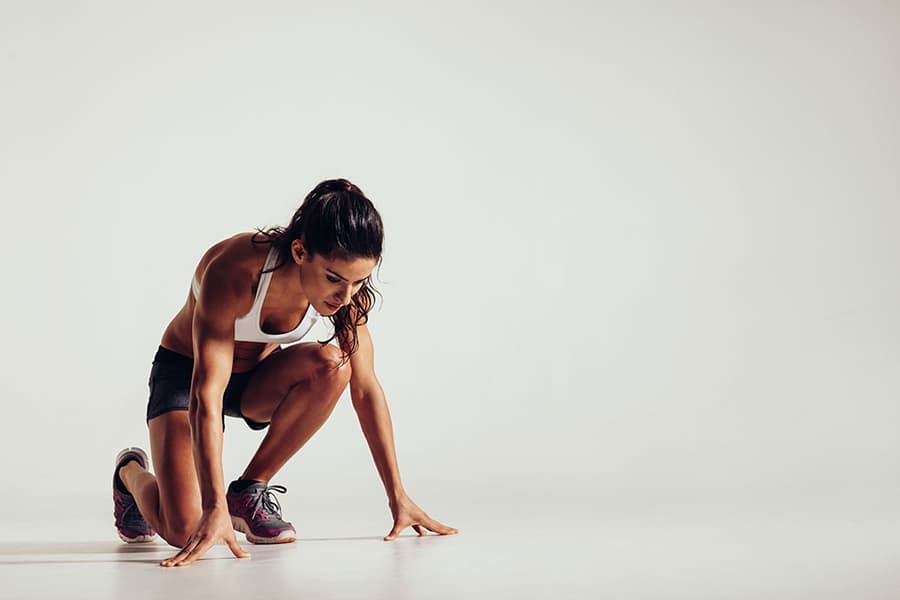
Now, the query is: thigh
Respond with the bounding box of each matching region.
[239,342,343,423]
[148,411,202,536]
[146,351,192,421]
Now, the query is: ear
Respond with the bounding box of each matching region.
[290,239,306,265]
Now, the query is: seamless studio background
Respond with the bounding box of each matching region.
[0,1,898,596]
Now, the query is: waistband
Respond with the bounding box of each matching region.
[152,345,194,369]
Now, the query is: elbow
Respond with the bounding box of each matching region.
[350,385,371,411]
[351,383,384,412]
[188,387,221,423]
[350,394,368,413]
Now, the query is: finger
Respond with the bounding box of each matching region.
[160,538,197,567]
[163,544,197,568]
[413,524,427,536]
[424,517,458,535]
[227,535,251,559]
[160,552,181,568]
[384,523,404,541]
[175,537,211,567]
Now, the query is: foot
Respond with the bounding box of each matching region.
[226,481,296,544]
[113,447,156,543]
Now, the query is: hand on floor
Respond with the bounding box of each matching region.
[384,494,458,541]
[160,507,250,567]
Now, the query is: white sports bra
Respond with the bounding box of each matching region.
[191,246,321,344]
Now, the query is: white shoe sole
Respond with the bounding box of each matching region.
[115,446,150,470]
[118,532,156,543]
[231,516,296,544]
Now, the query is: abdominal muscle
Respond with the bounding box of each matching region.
[159,290,277,374]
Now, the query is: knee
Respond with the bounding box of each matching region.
[160,512,200,548]
[312,344,352,389]
[164,529,192,549]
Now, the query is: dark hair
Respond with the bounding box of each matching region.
[252,178,384,362]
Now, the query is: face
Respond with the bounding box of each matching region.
[291,240,378,315]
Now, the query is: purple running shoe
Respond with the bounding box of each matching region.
[113,447,156,543]
[227,481,296,544]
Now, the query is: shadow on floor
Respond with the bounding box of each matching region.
[0,541,165,556]
[0,533,441,566]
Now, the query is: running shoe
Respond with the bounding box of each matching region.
[227,481,296,544]
[113,447,156,543]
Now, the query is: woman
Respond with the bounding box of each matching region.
[112,178,457,567]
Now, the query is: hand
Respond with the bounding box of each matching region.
[160,507,250,567]
[384,494,458,541]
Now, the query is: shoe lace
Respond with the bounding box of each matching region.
[251,484,288,521]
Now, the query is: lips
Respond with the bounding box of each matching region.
[325,302,341,311]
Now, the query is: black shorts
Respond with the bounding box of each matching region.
[146,345,279,431]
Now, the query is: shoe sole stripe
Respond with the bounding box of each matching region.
[231,516,296,545]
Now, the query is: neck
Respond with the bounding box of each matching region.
[271,260,307,303]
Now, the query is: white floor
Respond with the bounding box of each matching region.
[2,497,899,600]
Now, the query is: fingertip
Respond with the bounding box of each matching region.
[229,542,251,559]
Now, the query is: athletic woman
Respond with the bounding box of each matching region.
[112,179,457,567]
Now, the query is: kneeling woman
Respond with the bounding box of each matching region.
[112,179,457,567]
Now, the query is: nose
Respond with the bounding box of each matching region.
[336,284,354,307]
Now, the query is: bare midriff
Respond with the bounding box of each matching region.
[158,233,294,374]
[159,294,280,373]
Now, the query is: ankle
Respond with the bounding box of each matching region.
[118,460,144,492]
[229,477,266,494]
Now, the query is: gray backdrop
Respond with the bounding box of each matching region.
[1,1,897,530]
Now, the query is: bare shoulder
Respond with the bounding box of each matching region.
[196,233,265,281]
[194,232,268,313]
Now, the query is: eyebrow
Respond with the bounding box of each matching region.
[326,268,368,284]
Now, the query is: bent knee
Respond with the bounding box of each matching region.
[164,530,192,549]
[313,344,352,385]
[160,513,201,548]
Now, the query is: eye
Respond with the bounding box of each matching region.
[326,276,341,283]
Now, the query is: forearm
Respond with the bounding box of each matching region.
[189,392,227,510]
[352,387,406,501]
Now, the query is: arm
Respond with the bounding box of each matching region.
[189,272,236,514]
[161,261,250,567]
[348,322,405,501]
[347,322,458,540]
